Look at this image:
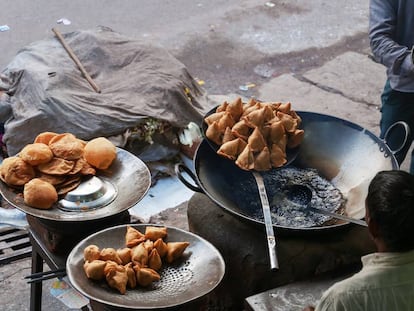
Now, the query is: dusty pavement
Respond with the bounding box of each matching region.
[0,1,411,310]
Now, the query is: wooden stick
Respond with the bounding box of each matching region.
[52,27,101,93]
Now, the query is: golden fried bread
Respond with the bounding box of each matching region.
[68,158,84,175]
[23,178,58,209]
[34,132,58,145]
[55,176,81,196]
[0,132,117,210]
[78,158,96,175]
[83,137,117,170]
[0,156,35,186]
[36,157,75,175]
[19,143,54,166]
[49,133,84,160]
[37,173,67,185]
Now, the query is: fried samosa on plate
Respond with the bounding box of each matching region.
[100,248,123,265]
[248,127,266,152]
[83,244,100,262]
[235,145,255,171]
[134,266,160,287]
[254,146,272,171]
[84,259,107,280]
[124,262,137,289]
[231,119,250,140]
[125,225,146,248]
[145,226,167,241]
[166,241,190,264]
[131,243,148,266]
[287,129,305,149]
[226,97,243,121]
[270,144,287,168]
[217,138,247,160]
[148,248,162,271]
[117,248,132,265]
[104,261,128,294]
[153,238,168,258]
[205,121,223,145]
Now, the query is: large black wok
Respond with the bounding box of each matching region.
[177,111,401,233]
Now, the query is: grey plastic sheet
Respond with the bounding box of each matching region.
[0,26,212,157]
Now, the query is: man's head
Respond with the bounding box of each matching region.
[365,170,414,252]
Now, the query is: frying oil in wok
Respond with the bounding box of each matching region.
[233,167,346,228]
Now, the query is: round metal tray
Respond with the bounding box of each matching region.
[66,224,225,309]
[0,148,151,222]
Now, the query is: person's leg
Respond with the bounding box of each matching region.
[379,80,414,169]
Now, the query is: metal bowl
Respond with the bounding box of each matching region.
[58,176,117,212]
[0,148,151,222]
[66,224,226,309]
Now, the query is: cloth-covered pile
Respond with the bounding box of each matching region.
[0,26,212,158]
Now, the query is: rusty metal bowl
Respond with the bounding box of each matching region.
[66,224,225,309]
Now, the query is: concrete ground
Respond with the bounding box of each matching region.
[0,1,412,310]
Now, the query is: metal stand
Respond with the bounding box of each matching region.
[28,228,68,311]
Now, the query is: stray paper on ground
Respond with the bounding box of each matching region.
[57,18,71,25]
[0,25,10,32]
[50,279,89,310]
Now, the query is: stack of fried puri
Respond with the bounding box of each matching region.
[82,226,190,294]
[204,97,304,171]
[0,132,117,210]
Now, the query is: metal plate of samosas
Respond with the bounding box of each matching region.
[66,224,226,309]
[0,148,151,222]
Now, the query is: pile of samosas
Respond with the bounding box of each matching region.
[82,226,190,294]
[204,97,304,171]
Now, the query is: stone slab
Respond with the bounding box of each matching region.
[257,73,381,135]
[244,273,349,311]
[303,51,386,106]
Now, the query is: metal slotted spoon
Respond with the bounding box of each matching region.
[285,184,368,227]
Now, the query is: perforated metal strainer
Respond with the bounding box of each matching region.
[66,224,225,309]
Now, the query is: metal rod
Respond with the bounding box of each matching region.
[52,27,101,93]
[26,271,67,284]
[307,206,368,227]
[25,268,66,279]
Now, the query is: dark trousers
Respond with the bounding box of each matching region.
[380,80,414,173]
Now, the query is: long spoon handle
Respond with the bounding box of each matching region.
[253,172,279,270]
[308,206,368,227]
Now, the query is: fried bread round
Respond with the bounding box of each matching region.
[49,133,85,160]
[68,158,85,175]
[0,156,35,186]
[23,178,58,209]
[56,176,82,196]
[37,157,75,175]
[34,132,58,145]
[77,158,96,175]
[19,143,54,166]
[84,137,117,170]
[37,173,67,185]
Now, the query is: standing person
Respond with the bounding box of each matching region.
[302,170,414,311]
[369,0,414,173]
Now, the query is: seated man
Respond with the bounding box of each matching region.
[304,170,414,311]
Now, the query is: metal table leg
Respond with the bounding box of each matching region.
[30,245,44,311]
